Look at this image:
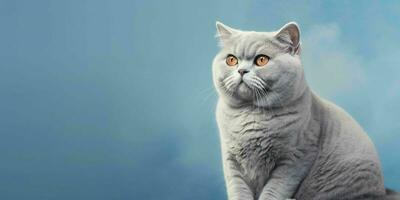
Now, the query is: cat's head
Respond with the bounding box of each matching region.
[212,21,307,108]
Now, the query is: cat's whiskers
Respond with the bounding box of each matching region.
[249,76,268,109]
[223,75,238,92]
[252,87,262,129]
[222,75,233,87]
[253,77,276,115]
[256,86,271,115]
[249,79,270,117]
[199,86,217,104]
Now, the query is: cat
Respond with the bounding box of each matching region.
[212,21,399,200]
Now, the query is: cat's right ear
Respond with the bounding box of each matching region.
[215,21,239,46]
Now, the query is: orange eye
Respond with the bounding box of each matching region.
[255,55,269,66]
[226,55,238,66]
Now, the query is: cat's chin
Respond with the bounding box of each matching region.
[236,82,253,100]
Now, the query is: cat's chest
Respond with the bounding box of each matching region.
[222,111,285,167]
[221,111,287,189]
[217,104,301,162]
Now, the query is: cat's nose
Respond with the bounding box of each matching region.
[238,69,249,76]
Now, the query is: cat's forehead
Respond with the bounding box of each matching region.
[226,31,282,59]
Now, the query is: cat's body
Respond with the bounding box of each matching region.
[213,22,396,200]
[217,91,385,200]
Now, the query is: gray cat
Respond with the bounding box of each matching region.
[212,21,398,200]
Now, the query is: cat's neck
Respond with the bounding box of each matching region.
[220,86,312,118]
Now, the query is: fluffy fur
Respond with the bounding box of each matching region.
[212,21,396,200]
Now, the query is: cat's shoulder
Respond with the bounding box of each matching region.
[311,93,378,156]
[311,93,358,126]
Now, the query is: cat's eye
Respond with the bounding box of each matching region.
[255,55,269,67]
[226,55,238,66]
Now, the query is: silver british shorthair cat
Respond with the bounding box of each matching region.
[212,21,398,200]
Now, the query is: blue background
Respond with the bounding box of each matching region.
[1,0,399,199]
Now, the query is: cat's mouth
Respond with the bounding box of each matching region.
[239,79,256,90]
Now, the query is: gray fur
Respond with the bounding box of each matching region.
[213,21,391,200]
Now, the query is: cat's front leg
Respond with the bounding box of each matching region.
[223,154,254,200]
[258,163,306,200]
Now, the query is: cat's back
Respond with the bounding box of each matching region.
[313,94,379,160]
[295,94,386,200]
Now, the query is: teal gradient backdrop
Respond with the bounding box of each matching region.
[1,0,399,199]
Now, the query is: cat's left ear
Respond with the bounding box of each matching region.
[275,22,301,55]
[215,21,239,46]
